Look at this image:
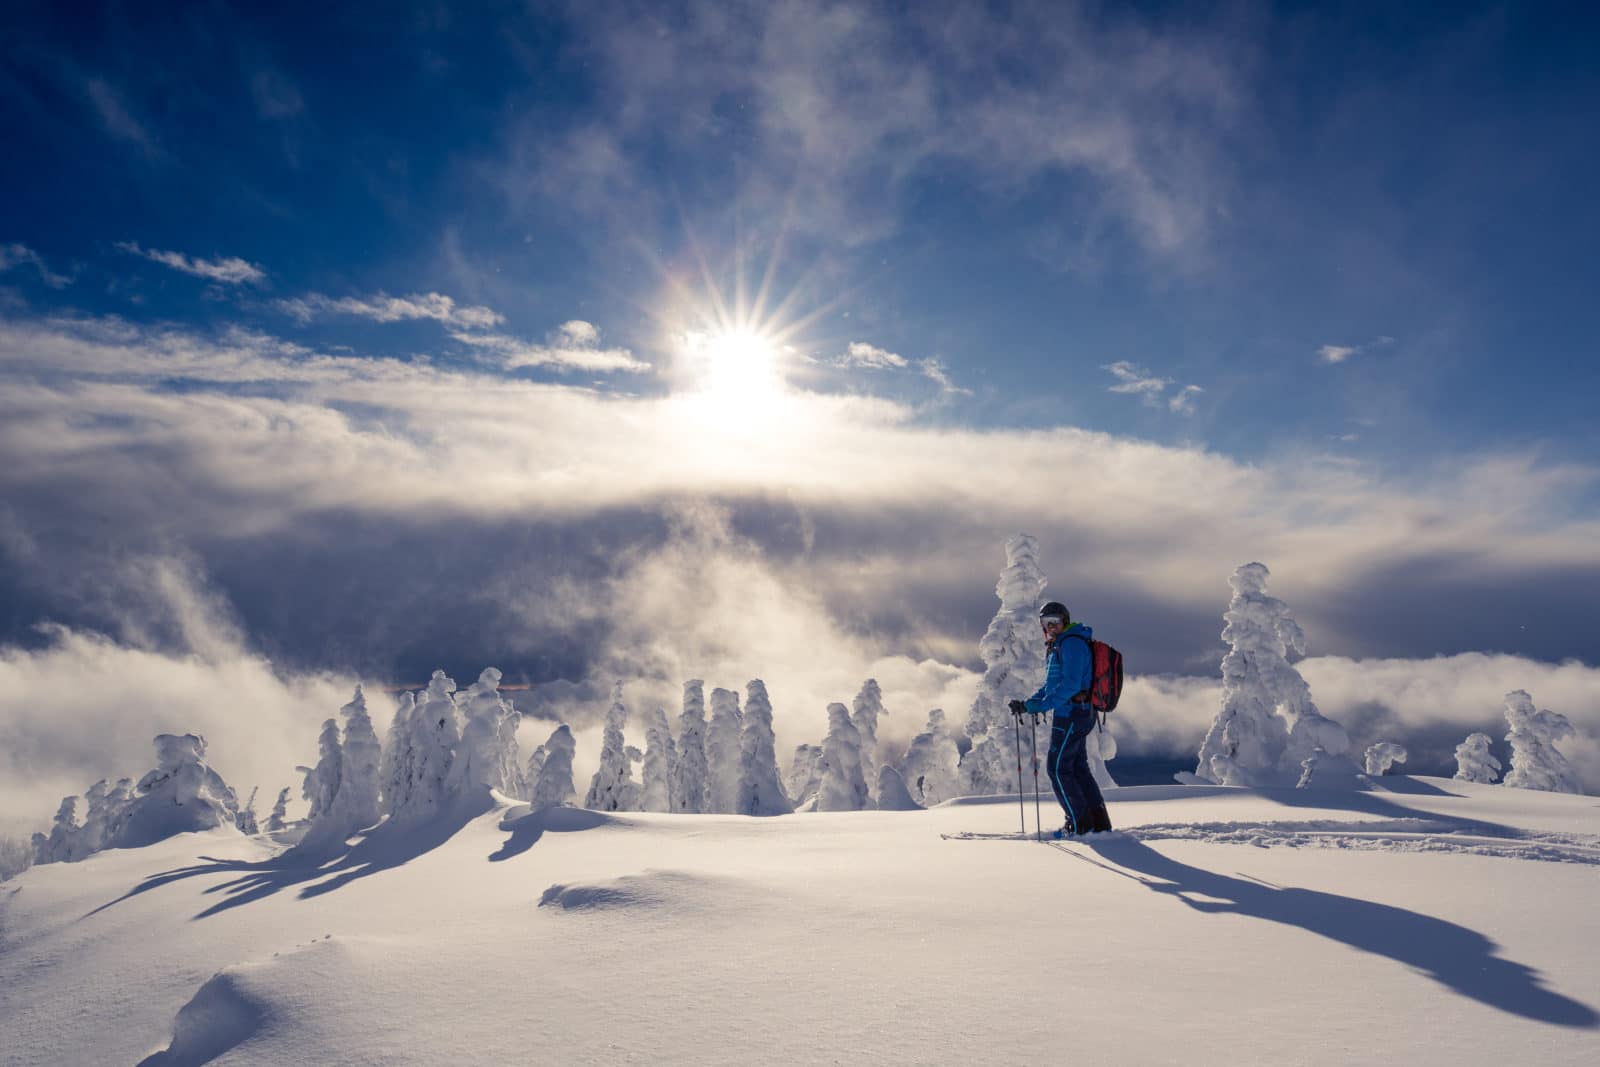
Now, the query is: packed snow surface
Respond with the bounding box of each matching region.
[3,780,1598,1066]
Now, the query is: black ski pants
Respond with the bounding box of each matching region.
[1047,706,1110,834]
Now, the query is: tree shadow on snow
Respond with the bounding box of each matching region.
[489,805,613,862]
[1081,836,1599,1028]
[85,796,495,922]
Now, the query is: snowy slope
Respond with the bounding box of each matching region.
[2,781,1598,1066]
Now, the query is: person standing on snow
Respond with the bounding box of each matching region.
[1010,601,1113,838]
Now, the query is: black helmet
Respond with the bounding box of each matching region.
[1038,601,1070,625]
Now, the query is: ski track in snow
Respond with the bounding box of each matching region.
[946,819,1600,865]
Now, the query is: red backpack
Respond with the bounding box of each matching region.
[1067,633,1124,714]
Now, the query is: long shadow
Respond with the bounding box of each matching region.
[489,805,614,862]
[85,797,494,922]
[1082,835,1598,1028]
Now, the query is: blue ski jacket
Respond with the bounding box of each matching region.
[1024,623,1094,715]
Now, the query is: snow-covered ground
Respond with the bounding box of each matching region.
[3,780,1597,1066]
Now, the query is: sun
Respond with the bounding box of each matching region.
[682,327,786,407]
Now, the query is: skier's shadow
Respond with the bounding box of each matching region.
[1083,836,1597,1028]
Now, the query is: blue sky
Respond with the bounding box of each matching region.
[3,1,1600,800]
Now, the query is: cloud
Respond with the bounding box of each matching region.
[843,342,909,370]
[277,291,503,329]
[1103,361,1202,414]
[918,358,970,397]
[1168,384,1204,415]
[0,244,71,289]
[116,242,267,286]
[1319,344,1358,364]
[85,78,160,156]
[505,3,1255,264]
[450,320,649,373]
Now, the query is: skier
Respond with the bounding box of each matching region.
[1011,601,1113,837]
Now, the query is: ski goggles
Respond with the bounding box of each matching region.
[1039,616,1066,628]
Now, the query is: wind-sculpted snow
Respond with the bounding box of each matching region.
[537,869,755,915]
[138,968,268,1065]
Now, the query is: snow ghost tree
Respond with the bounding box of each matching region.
[875,765,920,810]
[525,742,548,795]
[1453,732,1502,784]
[851,679,885,805]
[236,787,260,836]
[334,687,383,829]
[1193,563,1352,788]
[1502,690,1583,794]
[737,680,792,816]
[586,683,642,811]
[117,734,241,850]
[448,668,526,802]
[299,718,343,822]
[1363,742,1408,777]
[902,708,962,807]
[266,787,291,832]
[379,690,417,816]
[817,702,869,811]
[529,724,577,809]
[705,686,744,814]
[386,671,463,823]
[674,679,709,814]
[962,534,1048,796]
[640,706,678,813]
[785,744,823,811]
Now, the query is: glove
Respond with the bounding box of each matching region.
[1008,699,1027,716]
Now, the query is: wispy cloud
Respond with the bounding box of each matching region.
[919,358,970,397]
[1104,361,1202,415]
[843,342,909,370]
[0,244,71,289]
[1319,344,1358,364]
[451,319,648,373]
[117,242,267,286]
[85,78,160,157]
[277,291,502,329]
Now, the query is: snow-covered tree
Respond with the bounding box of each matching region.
[525,741,548,795]
[817,702,869,811]
[1453,732,1501,784]
[0,835,32,882]
[236,787,260,836]
[529,724,577,809]
[387,671,463,822]
[901,708,962,807]
[300,718,343,822]
[1364,742,1408,777]
[116,734,240,849]
[333,687,383,829]
[379,690,417,816]
[851,679,885,805]
[785,744,823,811]
[33,797,81,864]
[961,535,1048,796]
[1502,690,1583,794]
[266,787,291,832]
[875,765,920,810]
[1193,563,1350,788]
[674,679,709,814]
[448,668,526,802]
[705,686,744,813]
[737,680,792,816]
[586,683,642,811]
[640,706,678,813]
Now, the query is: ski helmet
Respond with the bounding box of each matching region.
[1038,601,1070,626]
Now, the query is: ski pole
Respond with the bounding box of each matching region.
[1011,706,1027,836]
[1029,712,1043,842]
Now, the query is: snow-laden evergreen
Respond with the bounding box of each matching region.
[901,708,962,807]
[1502,690,1583,794]
[961,534,1048,795]
[299,718,343,822]
[1192,563,1354,788]
[265,787,290,832]
[850,679,885,805]
[385,671,463,823]
[785,743,823,811]
[378,690,416,816]
[524,741,548,797]
[585,683,642,812]
[298,687,385,851]
[736,680,792,816]
[236,787,260,836]
[529,723,577,810]
[1453,732,1502,784]
[704,686,744,813]
[875,764,920,810]
[640,706,677,813]
[817,702,869,811]
[674,679,709,814]
[448,668,526,801]
[1364,742,1408,776]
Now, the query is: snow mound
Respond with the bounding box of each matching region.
[537,869,747,914]
[138,969,267,1066]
